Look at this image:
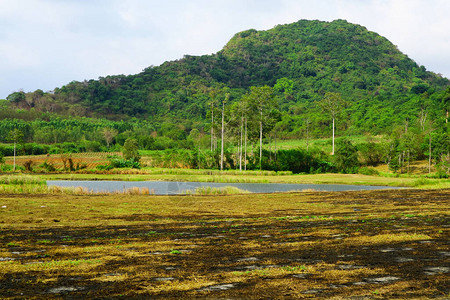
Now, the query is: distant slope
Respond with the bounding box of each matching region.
[5,19,449,136]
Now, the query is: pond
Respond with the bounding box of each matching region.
[47,180,400,195]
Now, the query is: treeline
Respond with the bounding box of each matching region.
[3,19,449,140]
[1,19,449,175]
[0,82,449,175]
[147,133,449,176]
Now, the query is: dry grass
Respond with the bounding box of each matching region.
[0,189,449,299]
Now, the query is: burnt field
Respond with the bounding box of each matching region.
[0,189,449,299]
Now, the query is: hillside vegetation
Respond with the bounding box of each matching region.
[1,19,449,174]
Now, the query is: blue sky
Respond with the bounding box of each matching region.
[1,0,449,99]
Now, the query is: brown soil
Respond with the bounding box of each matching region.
[0,189,448,299]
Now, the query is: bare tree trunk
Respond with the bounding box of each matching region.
[259,110,263,170]
[239,117,243,171]
[429,135,432,174]
[211,104,214,152]
[244,118,247,171]
[269,135,272,161]
[332,117,335,155]
[220,101,225,171]
[13,141,16,172]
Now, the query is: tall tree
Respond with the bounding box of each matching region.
[102,127,118,148]
[220,92,230,171]
[443,86,450,123]
[247,86,278,170]
[123,138,141,162]
[318,92,347,155]
[208,89,219,151]
[8,129,23,171]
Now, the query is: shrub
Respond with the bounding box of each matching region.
[39,161,56,172]
[334,139,359,173]
[358,167,380,176]
[109,158,141,169]
[23,160,34,172]
[122,138,141,162]
[248,148,334,174]
[96,164,113,171]
[358,142,384,166]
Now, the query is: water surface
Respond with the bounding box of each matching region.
[47,180,399,195]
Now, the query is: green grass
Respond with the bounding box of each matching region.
[0,172,448,196]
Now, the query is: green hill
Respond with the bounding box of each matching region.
[3,19,450,141]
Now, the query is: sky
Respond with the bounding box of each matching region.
[1,0,449,99]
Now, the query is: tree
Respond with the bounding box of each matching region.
[443,86,450,123]
[6,91,26,103]
[188,129,201,169]
[8,129,24,171]
[399,131,420,174]
[318,92,347,155]
[220,93,229,170]
[247,86,277,170]
[273,77,294,99]
[208,89,220,151]
[334,138,359,173]
[122,138,140,162]
[102,127,118,148]
[229,94,251,171]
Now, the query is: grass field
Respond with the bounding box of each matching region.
[0,189,449,298]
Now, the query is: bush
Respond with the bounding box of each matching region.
[358,142,384,166]
[23,160,34,172]
[426,170,449,179]
[0,145,15,156]
[358,167,380,176]
[109,158,141,169]
[122,138,141,162]
[39,161,56,172]
[96,164,113,171]
[0,164,13,172]
[83,141,102,152]
[249,148,334,174]
[334,139,359,173]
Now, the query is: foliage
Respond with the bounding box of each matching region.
[109,158,141,169]
[122,138,141,162]
[333,139,359,173]
[23,160,34,172]
[2,19,448,143]
[358,141,385,166]
[39,161,57,172]
[0,19,449,176]
[358,167,380,176]
[249,148,334,174]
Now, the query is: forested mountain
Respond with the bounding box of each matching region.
[3,19,450,143]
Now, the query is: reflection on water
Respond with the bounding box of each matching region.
[47,180,399,195]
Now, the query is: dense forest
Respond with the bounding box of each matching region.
[1,19,449,174]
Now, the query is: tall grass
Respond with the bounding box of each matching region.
[0,175,46,185]
[0,184,49,194]
[189,186,250,195]
[48,186,155,195]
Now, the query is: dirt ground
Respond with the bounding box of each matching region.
[0,189,449,299]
